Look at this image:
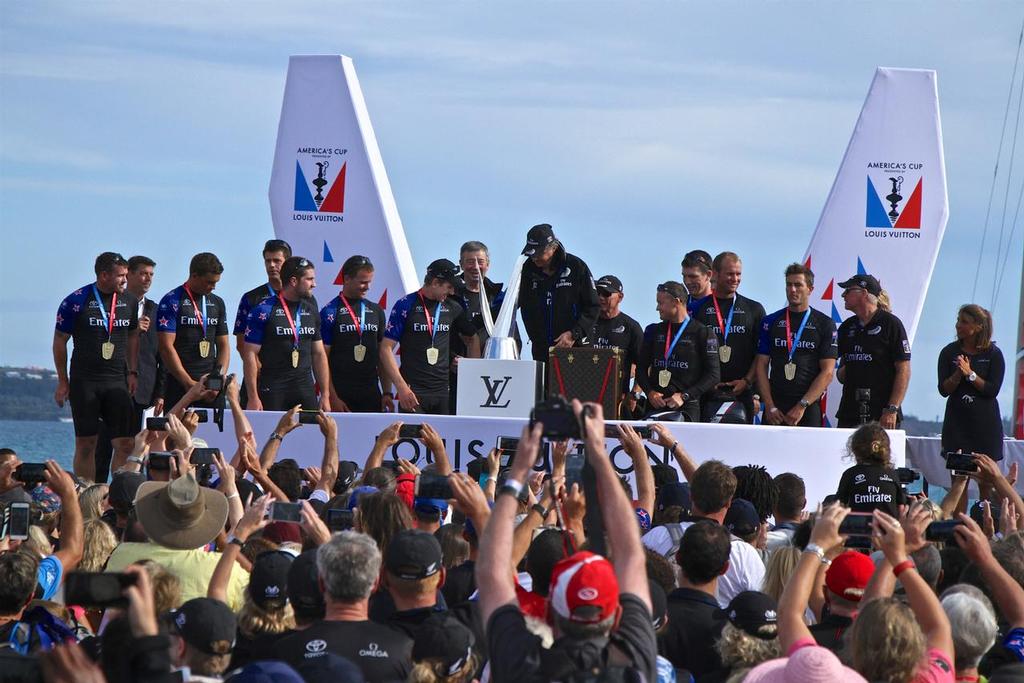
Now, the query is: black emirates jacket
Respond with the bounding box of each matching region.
[518,245,600,361]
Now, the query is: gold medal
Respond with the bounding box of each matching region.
[719,345,732,363]
[426,347,439,365]
[198,339,211,358]
[291,349,299,368]
[353,344,366,363]
[784,362,797,381]
[101,341,115,360]
[658,369,672,388]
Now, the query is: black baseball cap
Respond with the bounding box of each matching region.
[657,281,687,301]
[838,274,882,296]
[169,597,237,655]
[725,498,759,537]
[656,481,690,513]
[249,550,293,609]
[522,223,556,256]
[425,258,460,284]
[717,591,779,640]
[411,613,475,674]
[595,275,623,294]
[336,461,359,492]
[287,550,325,620]
[109,472,146,513]
[385,529,443,580]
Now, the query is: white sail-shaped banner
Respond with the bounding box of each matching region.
[269,55,418,311]
[803,67,949,425]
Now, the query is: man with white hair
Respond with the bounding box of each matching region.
[940,588,998,681]
[835,273,910,428]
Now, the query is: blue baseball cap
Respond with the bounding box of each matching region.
[414,497,449,516]
[347,485,378,510]
[725,498,760,537]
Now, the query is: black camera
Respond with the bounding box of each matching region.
[14,463,47,487]
[530,397,581,439]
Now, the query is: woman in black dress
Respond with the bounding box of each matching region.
[937,304,1005,460]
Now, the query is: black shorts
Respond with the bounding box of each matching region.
[69,379,135,438]
[401,390,450,416]
[258,374,318,411]
[336,383,383,413]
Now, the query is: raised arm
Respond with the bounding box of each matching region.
[260,405,301,470]
[210,495,271,603]
[314,413,339,494]
[954,513,1024,628]
[47,462,84,572]
[576,401,650,607]
[647,423,697,482]
[361,422,401,481]
[618,424,655,514]
[419,423,452,475]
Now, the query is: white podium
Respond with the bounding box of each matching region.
[456,358,543,418]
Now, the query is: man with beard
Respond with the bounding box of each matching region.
[591,275,644,417]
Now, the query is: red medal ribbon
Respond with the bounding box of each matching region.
[340,294,362,338]
[278,293,301,349]
[183,284,207,336]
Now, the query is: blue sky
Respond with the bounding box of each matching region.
[1,2,1022,423]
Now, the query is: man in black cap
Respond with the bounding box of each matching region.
[381,529,448,639]
[755,263,837,427]
[242,256,331,412]
[380,258,481,415]
[591,274,644,415]
[518,223,599,362]
[167,597,237,680]
[691,251,765,423]
[636,281,720,422]
[320,255,391,413]
[835,273,911,428]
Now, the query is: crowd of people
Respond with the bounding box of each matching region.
[2,223,1013,682]
[1,387,1023,682]
[50,223,1007,482]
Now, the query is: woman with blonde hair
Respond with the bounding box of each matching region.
[409,614,478,683]
[761,545,800,604]
[79,517,117,572]
[78,483,108,522]
[938,303,1006,461]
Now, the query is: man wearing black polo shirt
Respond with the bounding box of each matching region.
[518,224,599,362]
[661,520,730,677]
[636,281,720,422]
[243,256,331,412]
[692,252,766,423]
[320,255,391,413]
[156,253,230,411]
[591,275,644,414]
[755,263,838,427]
[54,252,140,480]
[381,259,481,415]
[835,274,911,428]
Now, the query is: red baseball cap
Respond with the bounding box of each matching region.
[825,551,875,602]
[548,551,620,623]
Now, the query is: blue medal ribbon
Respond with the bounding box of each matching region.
[786,309,811,363]
[91,284,116,339]
[663,317,691,366]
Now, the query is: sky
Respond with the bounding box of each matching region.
[1,1,1022,424]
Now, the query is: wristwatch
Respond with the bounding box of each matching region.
[798,398,812,409]
[531,503,549,518]
[268,433,284,442]
[127,455,144,465]
[884,404,899,414]
[498,478,524,500]
[803,543,831,565]
[967,371,978,382]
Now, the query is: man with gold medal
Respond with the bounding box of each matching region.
[320,255,392,413]
[636,281,720,423]
[156,253,230,412]
[691,252,765,423]
[755,263,838,427]
[243,256,331,412]
[54,252,140,481]
[380,259,481,415]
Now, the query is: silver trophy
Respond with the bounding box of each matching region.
[480,254,528,360]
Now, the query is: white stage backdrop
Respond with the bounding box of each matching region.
[268,55,418,312]
[196,412,905,507]
[802,67,948,425]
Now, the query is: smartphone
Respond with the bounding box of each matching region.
[896,467,920,485]
[415,473,453,500]
[204,376,224,392]
[13,463,47,486]
[838,512,874,537]
[399,424,423,439]
[925,519,964,544]
[64,572,137,609]
[326,508,354,532]
[190,448,219,465]
[7,502,30,540]
[604,423,652,439]
[148,452,172,471]
[189,409,209,424]
[270,501,302,523]
[147,417,169,432]
[944,452,978,473]
[565,453,586,489]
[298,410,320,425]
[496,436,520,453]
